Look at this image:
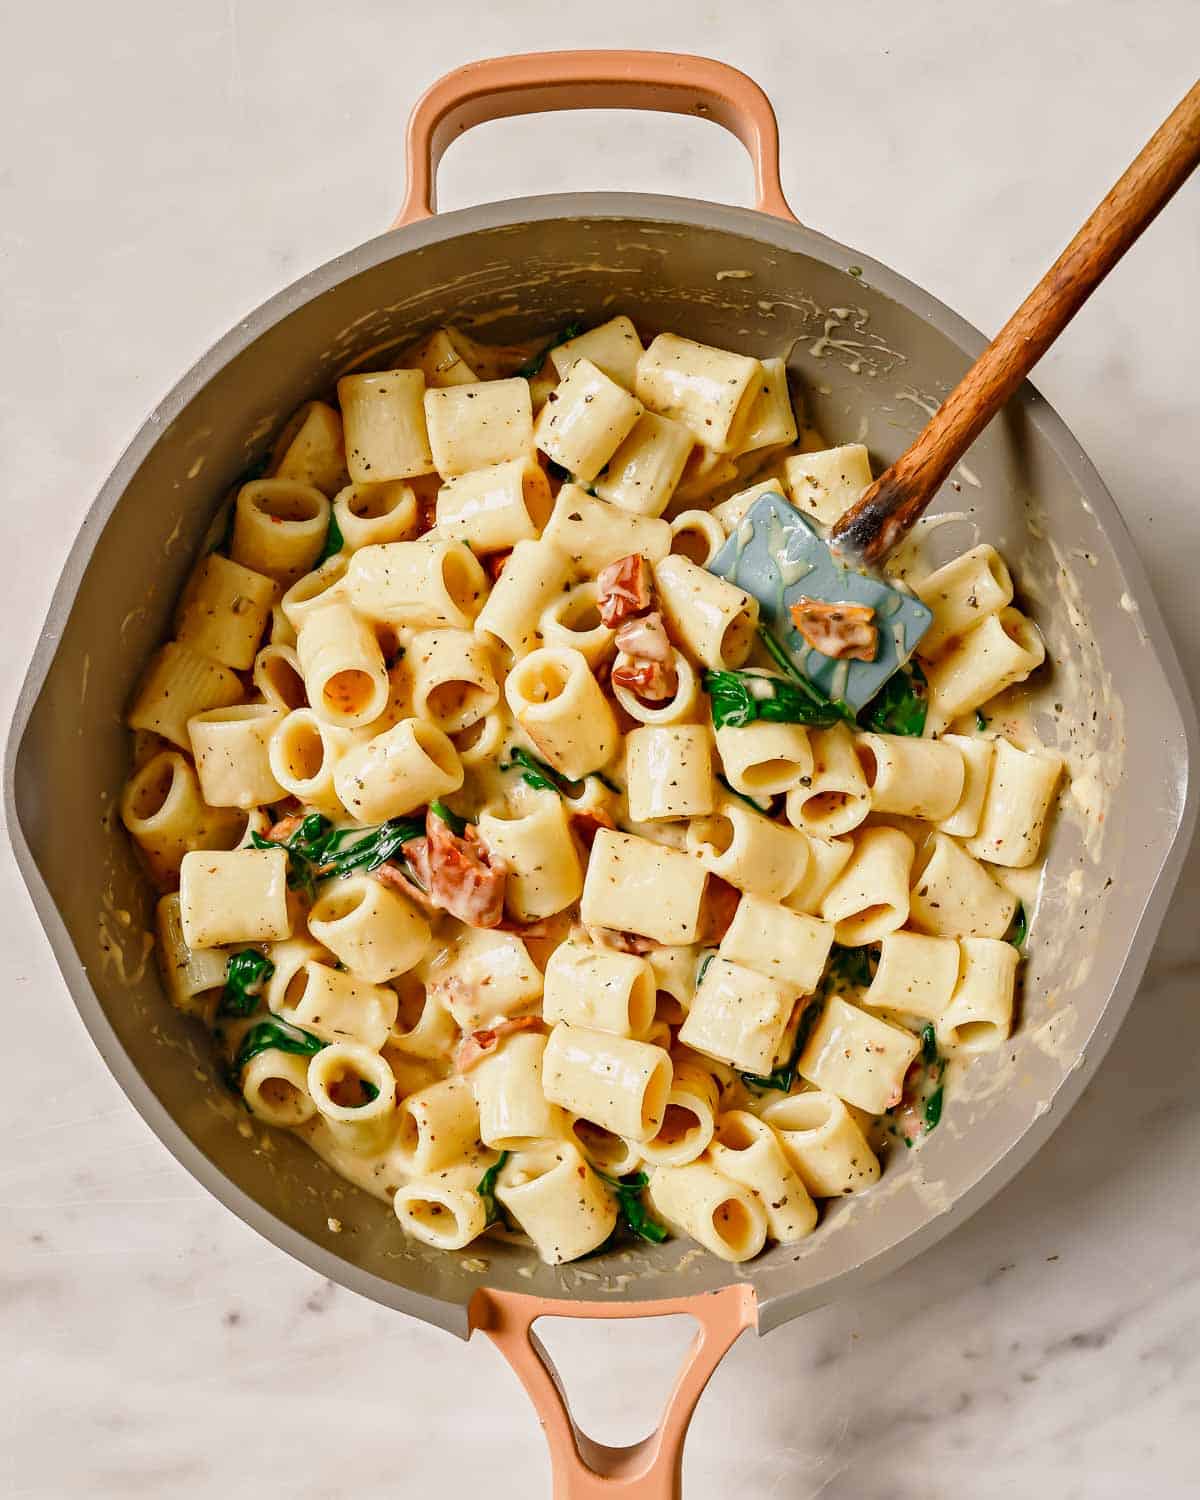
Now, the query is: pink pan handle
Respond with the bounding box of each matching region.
[394,50,796,227]
[469,1284,757,1499]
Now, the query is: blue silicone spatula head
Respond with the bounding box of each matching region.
[707,492,933,714]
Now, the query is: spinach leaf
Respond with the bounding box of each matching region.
[596,1170,669,1244]
[430,798,468,837]
[696,951,717,987]
[756,626,854,721]
[859,662,928,737]
[515,322,584,381]
[1006,902,1028,950]
[315,509,344,567]
[233,1016,326,1073]
[703,668,847,731]
[920,1021,938,1066]
[924,1085,944,1131]
[359,1079,380,1105]
[477,1151,510,1225]
[218,949,275,1019]
[252,812,424,895]
[976,709,989,731]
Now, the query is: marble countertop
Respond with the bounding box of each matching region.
[2,3,1198,1495]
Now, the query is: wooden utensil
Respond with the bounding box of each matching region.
[831,79,1200,565]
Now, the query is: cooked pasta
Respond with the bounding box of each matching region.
[124,313,1062,1269]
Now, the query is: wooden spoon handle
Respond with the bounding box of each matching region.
[830,79,1200,566]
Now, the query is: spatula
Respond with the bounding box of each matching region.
[709,79,1200,714]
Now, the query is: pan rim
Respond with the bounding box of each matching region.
[6,191,1196,1335]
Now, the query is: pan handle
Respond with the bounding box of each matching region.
[469,1283,757,1499]
[393,50,796,227]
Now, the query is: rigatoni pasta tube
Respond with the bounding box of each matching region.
[647,1161,767,1263]
[470,1031,565,1150]
[402,327,479,388]
[496,1143,618,1264]
[534,357,643,482]
[936,937,1019,1052]
[937,733,996,838]
[797,996,920,1114]
[268,708,352,817]
[735,356,798,455]
[232,479,330,585]
[612,649,700,726]
[709,1111,816,1243]
[965,739,1063,868]
[550,315,644,389]
[127,642,243,749]
[338,370,433,483]
[541,485,671,574]
[914,544,1013,658]
[761,1090,881,1197]
[639,1060,719,1168]
[388,974,458,1060]
[252,643,306,713]
[782,444,872,526]
[923,608,1046,726]
[653,554,758,670]
[593,411,693,517]
[819,825,914,945]
[686,797,810,902]
[635,334,762,453]
[188,704,285,809]
[270,400,347,495]
[346,539,489,629]
[475,538,573,656]
[716,721,813,797]
[667,509,726,567]
[284,961,398,1050]
[909,832,1016,938]
[279,554,350,633]
[241,1049,318,1127]
[538,582,616,668]
[333,718,462,821]
[394,1164,490,1251]
[856,731,965,821]
[333,481,419,551]
[719,895,834,994]
[393,1075,481,1175]
[297,601,390,728]
[504,647,618,781]
[863,930,960,1021]
[542,1023,672,1142]
[121,751,244,884]
[581,829,707,945]
[542,940,656,1037]
[785,835,854,916]
[155,892,231,1021]
[179,847,292,948]
[174,553,276,670]
[407,628,499,733]
[307,874,431,984]
[624,725,714,822]
[435,455,552,553]
[476,794,582,920]
[424,378,533,477]
[418,926,543,1030]
[307,1043,397,1154]
[677,957,795,1074]
[785,723,870,838]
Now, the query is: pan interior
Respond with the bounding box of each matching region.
[11,202,1191,1333]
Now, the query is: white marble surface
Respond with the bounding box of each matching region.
[2,3,1198,1495]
